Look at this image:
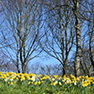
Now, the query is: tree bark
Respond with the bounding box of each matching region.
[73,0,81,77]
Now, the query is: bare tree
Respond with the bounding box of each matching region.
[78,0,94,76]
[0,0,43,73]
[81,15,94,76]
[39,0,93,77]
[39,0,75,75]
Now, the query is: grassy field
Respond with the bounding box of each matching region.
[0,72,94,94]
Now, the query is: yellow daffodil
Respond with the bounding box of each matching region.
[34,81,37,85]
[38,81,41,85]
[30,72,34,76]
[14,81,16,83]
[38,74,42,78]
[28,81,31,85]
[70,74,74,78]
[53,82,57,86]
[11,82,14,85]
[53,75,58,79]
[88,87,90,89]
[8,82,10,84]
[92,82,94,84]
[16,77,19,80]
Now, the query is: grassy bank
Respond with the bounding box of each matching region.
[0,72,94,94]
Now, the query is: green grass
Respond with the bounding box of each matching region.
[0,72,94,94]
[0,80,93,94]
[0,82,70,94]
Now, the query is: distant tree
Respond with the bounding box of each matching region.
[0,49,17,72]
[29,62,63,76]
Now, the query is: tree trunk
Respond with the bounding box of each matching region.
[73,0,81,77]
[63,61,67,75]
[22,62,26,73]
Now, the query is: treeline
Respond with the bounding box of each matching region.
[0,0,93,77]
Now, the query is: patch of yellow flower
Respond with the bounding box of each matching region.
[0,71,94,88]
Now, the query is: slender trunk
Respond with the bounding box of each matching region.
[17,38,20,73]
[73,0,81,77]
[58,7,66,76]
[63,61,67,75]
[22,62,26,73]
[89,65,93,77]
[22,43,26,73]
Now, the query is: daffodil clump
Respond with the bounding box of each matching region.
[0,71,94,94]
